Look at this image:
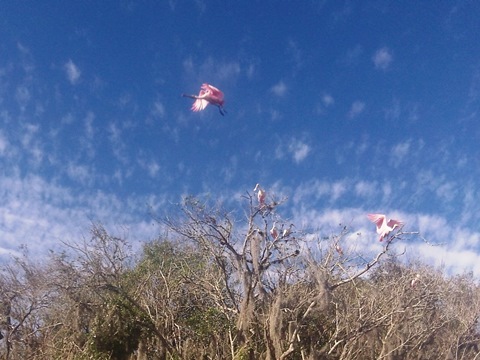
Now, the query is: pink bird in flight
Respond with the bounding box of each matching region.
[367,213,403,242]
[182,83,226,116]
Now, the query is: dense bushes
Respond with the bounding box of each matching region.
[1,194,479,359]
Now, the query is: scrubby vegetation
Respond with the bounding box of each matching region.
[1,193,479,359]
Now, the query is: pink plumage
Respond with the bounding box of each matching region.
[367,213,403,242]
[253,183,266,206]
[183,83,226,115]
[270,222,278,240]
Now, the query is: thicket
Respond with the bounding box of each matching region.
[1,192,479,359]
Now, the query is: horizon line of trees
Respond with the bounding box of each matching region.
[1,190,479,359]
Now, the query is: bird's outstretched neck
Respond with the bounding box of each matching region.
[182,93,198,99]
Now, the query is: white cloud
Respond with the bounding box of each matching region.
[271,81,287,97]
[80,112,96,159]
[316,93,335,115]
[148,161,160,177]
[151,100,166,119]
[391,140,411,164]
[0,130,9,156]
[138,157,161,178]
[182,57,194,73]
[183,57,240,84]
[107,122,128,164]
[64,59,81,84]
[67,162,92,185]
[288,139,311,163]
[287,38,303,70]
[0,173,160,262]
[322,94,335,107]
[15,85,31,110]
[348,100,365,118]
[436,182,456,202]
[218,62,241,81]
[331,181,347,202]
[292,179,348,205]
[354,181,376,198]
[373,47,393,70]
[246,63,256,79]
[20,123,43,166]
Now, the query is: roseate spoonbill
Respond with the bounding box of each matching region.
[367,213,403,242]
[182,83,226,115]
[270,222,278,240]
[335,244,344,256]
[253,184,266,206]
[410,274,420,288]
[282,224,295,238]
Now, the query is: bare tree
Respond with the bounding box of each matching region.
[1,191,479,360]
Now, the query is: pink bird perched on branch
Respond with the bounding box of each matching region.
[367,213,403,242]
[270,221,279,240]
[182,83,226,116]
[253,183,266,207]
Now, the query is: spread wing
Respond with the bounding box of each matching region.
[191,98,209,112]
[367,213,385,228]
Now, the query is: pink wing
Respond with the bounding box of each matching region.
[191,89,209,112]
[258,190,266,204]
[191,98,209,112]
[367,213,386,228]
[386,219,403,228]
[202,83,224,106]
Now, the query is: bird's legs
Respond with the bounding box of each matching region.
[218,106,226,116]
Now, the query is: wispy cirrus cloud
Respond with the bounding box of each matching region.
[348,100,365,118]
[354,180,376,198]
[0,130,8,156]
[292,179,348,205]
[288,138,311,163]
[150,100,166,119]
[15,85,31,111]
[77,111,96,159]
[66,162,94,185]
[64,59,81,84]
[286,38,303,70]
[271,81,288,97]
[316,93,335,114]
[391,140,411,164]
[183,57,241,85]
[275,136,311,164]
[0,173,163,263]
[372,47,393,70]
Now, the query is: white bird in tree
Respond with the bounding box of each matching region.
[253,183,266,207]
[182,83,226,115]
[282,224,295,238]
[410,274,421,288]
[367,213,403,242]
[270,222,279,240]
[335,244,344,256]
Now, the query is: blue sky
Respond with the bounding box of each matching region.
[1,1,480,274]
